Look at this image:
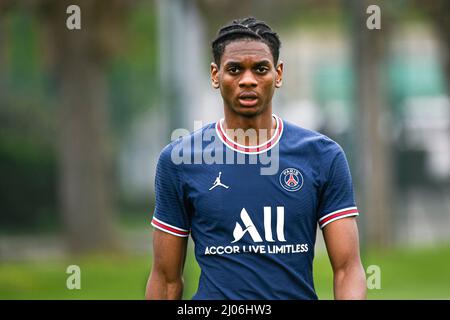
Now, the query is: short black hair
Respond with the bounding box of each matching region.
[211,17,281,67]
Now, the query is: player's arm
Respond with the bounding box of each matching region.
[145,229,188,300]
[322,217,366,300]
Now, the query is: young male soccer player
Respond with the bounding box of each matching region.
[146,17,366,300]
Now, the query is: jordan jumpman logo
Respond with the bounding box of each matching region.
[209,172,229,190]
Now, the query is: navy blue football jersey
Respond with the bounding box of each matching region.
[151,114,359,300]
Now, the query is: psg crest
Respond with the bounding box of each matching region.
[279,168,304,192]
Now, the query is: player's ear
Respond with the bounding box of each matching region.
[275,61,283,88]
[211,63,220,89]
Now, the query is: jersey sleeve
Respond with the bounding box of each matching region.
[317,146,359,229]
[151,143,191,237]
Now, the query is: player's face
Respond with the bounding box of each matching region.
[211,40,283,118]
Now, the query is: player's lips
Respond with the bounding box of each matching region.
[238,92,258,107]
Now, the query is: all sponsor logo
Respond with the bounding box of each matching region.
[204,206,309,256]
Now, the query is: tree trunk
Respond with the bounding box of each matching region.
[40,0,127,253]
[351,0,393,248]
[58,59,116,253]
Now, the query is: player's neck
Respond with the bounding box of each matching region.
[221,108,276,146]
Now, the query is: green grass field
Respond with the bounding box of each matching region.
[0,244,449,299]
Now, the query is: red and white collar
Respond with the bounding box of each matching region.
[215,114,284,154]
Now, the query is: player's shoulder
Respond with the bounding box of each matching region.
[282,120,344,156]
[158,122,216,159]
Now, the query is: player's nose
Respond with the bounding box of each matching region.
[239,69,257,87]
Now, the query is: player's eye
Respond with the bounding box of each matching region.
[227,66,240,74]
[255,66,269,74]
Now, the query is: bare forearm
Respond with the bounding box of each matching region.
[333,263,366,300]
[145,272,184,300]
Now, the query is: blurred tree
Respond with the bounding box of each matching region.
[0,10,5,98]
[198,0,341,40]
[416,0,450,96]
[349,0,394,248]
[0,104,57,232]
[0,1,12,102]
[35,0,133,253]
[0,3,59,232]
[1,1,160,236]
